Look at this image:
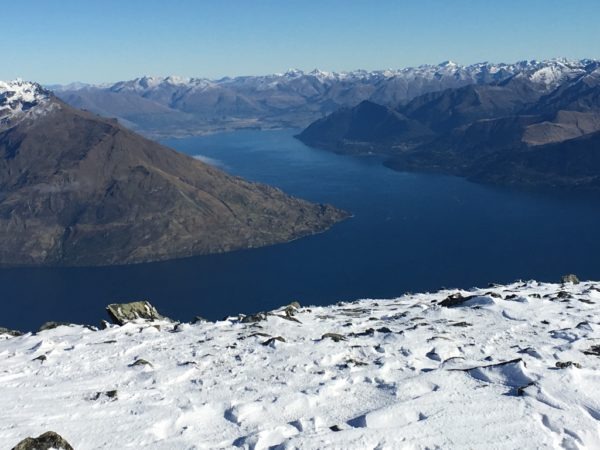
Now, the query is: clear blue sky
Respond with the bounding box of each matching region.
[4,0,600,84]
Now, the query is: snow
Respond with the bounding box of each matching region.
[2,280,600,448]
[0,79,54,128]
[54,59,600,98]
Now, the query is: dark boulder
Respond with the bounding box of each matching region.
[106,301,167,325]
[321,333,346,342]
[11,431,73,450]
[439,293,477,307]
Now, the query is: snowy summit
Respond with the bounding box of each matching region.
[2,279,600,448]
[0,79,53,128]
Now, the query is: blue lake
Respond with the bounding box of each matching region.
[3,129,600,330]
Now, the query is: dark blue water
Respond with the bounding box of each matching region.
[3,129,600,331]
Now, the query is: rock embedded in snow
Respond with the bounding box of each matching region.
[11,431,73,450]
[38,321,73,332]
[562,274,580,284]
[106,301,167,325]
[0,327,23,337]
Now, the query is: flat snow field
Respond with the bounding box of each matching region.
[1,281,600,449]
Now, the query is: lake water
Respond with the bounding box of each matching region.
[3,129,600,331]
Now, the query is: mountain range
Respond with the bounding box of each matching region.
[52,59,597,137]
[297,60,600,190]
[0,80,346,267]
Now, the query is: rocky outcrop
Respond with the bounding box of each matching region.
[106,301,166,325]
[0,327,23,337]
[11,431,73,450]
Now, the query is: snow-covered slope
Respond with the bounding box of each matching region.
[0,80,55,130]
[52,59,600,137]
[58,58,599,95]
[2,280,600,449]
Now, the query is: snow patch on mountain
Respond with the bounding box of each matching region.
[58,58,599,95]
[0,80,56,128]
[1,279,600,448]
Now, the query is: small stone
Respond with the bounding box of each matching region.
[11,431,73,450]
[350,328,375,337]
[240,312,268,323]
[561,274,580,284]
[582,345,600,356]
[321,333,346,342]
[32,355,47,363]
[517,382,535,396]
[129,358,153,368]
[92,390,118,401]
[376,327,392,333]
[0,327,23,337]
[555,361,581,369]
[439,293,477,307]
[261,336,286,346]
[451,322,472,327]
[576,321,593,331]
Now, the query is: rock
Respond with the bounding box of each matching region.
[191,316,208,324]
[555,361,581,369]
[576,321,593,331]
[278,302,302,322]
[129,358,153,368]
[32,355,47,363]
[0,327,23,337]
[582,345,600,356]
[261,336,286,346]
[321,333,346,342]
[11,431,73,450]
[106,301,166,325]
[350,328,375,337]
[517,381,536,396]
[38,321,72,332]
[92,390,118,401]
[439,293,477,307]
[240,312,269,323]
[246,332,271,339]
[561,274,580,284]
[288,301,301,309]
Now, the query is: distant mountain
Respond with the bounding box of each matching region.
[0,80,347,267]
[297,65,600,191]
[53,59,597,137]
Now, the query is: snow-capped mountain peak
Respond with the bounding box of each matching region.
[0,79,55,128]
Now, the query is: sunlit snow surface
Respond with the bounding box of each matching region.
[1,281,600,449]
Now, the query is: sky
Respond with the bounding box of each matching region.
[3,0,600,84]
